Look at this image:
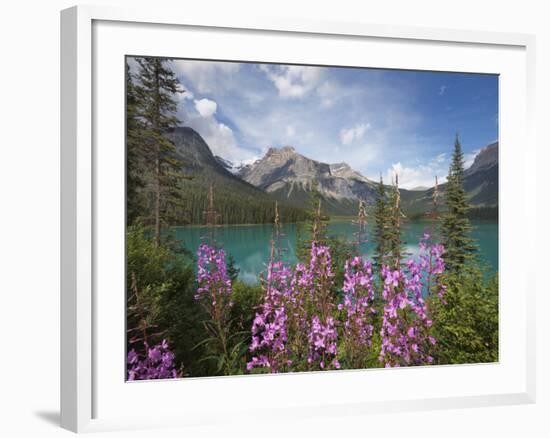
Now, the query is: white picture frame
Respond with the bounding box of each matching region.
[60,4,537,433]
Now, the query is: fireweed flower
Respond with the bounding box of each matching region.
[127,340,177,380]
[195,243,233,306]
[282,262,311,363]
[194,243,234,330]
[308,243,336,318]
[418,233,447,300]
[247,231,445,373]
[304,243,340,370]
[307,315,340,370]
[194,243,236,375]
[248,261,293,372]
[339,256,376,367]
[250,242,341,372]
[379,232,446,367]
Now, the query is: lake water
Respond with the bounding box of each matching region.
[173,220,498,284]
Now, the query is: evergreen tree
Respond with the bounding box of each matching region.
[174,177,308,226]
[373,175,390,271]
[134,57,186,246]
[126,62,146,225]
[441,135,476,272]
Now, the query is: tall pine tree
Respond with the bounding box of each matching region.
[126,61,146,225]
[134,57,186,246]
[441,134,476,272]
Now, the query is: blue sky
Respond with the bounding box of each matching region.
[159,58,498,189]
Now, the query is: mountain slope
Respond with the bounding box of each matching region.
[464,141,498,206]
[163,127,308,224]
[238,146,380,215]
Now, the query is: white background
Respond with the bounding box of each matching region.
[0,0,546,437]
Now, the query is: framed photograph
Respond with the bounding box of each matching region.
[61,5,536,433]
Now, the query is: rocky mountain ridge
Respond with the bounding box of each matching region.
[237,145,382,214]
[168,126,498,217]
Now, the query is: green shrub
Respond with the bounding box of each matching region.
[127,225,213,376]
[430,268,498,365]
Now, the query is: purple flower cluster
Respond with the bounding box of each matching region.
[307,315,340,369]
[339,256,376,366]
[307,243,336,317]
[379,232,445,367]
[247,261,292,372]
[301,244,340,370]
[418,233,447,300]
[248,243,341,372]
[195,243,233,306]
[245,230,447,373]
[127,339,177,380]
[194,243,238,375]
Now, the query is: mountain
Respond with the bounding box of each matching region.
[463,141,498,206]
[237,141,498,217]
[163,127,308,225]
[466,142,498,176]
[214,155,235,173]
[166,126,231,174]
[169,126,498,219]
[237,146,380,215]
[166,127,260,190]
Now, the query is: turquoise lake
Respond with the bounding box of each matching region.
[173,220,498,284]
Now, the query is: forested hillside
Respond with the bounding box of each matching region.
[126,59,308,229]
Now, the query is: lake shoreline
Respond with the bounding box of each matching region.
[169,217,498,229]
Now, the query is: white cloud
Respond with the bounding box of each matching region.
[286,125,296,137]
[188,116,245,162]
[340,123,370,145]
[194,98,217,117]
[439,85,448,96]
[171,60,240,94]
[181,107,257,165]
[384,154,449,190]
[261,65,323,99]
